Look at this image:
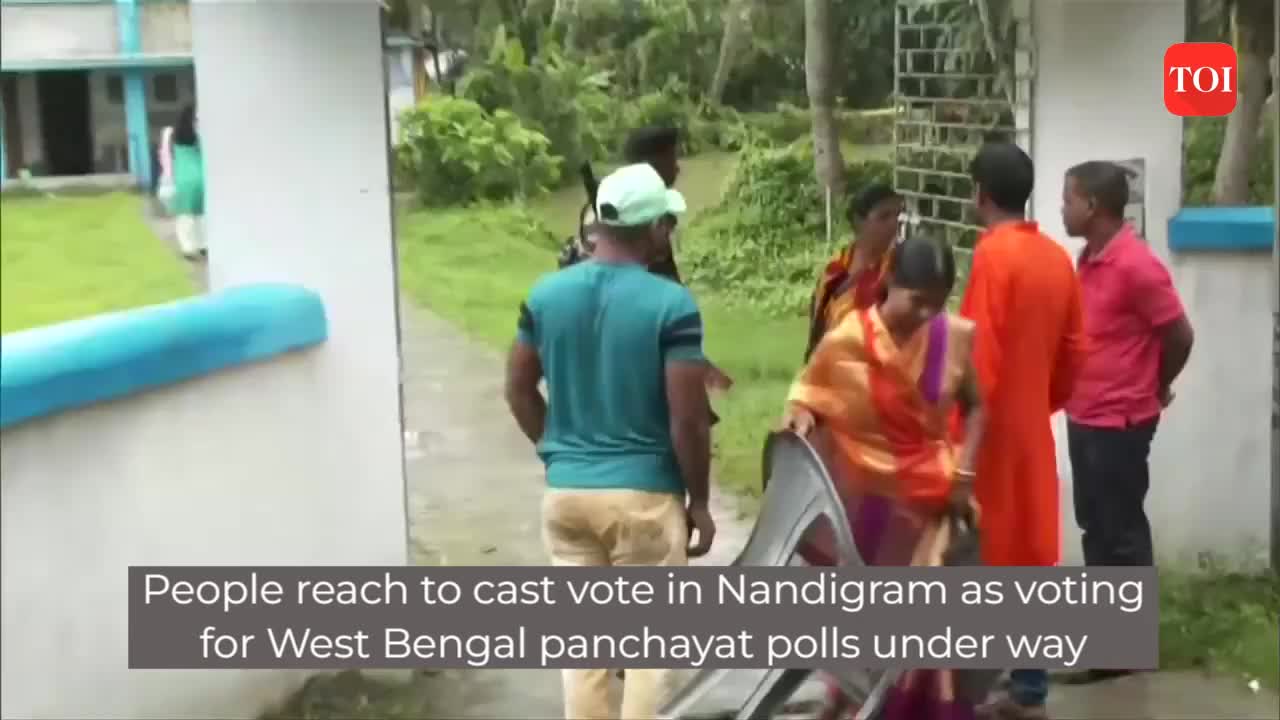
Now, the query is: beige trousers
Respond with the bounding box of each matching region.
[541,489,688,720]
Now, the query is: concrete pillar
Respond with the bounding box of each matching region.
[190,0,408,563]
[116,0,151,189]
[1271,0,1279,570]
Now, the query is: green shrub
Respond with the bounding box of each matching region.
[620,79,747,155]
[459,28,616,180]
[1183,116,1276,205]
[624,80,702,153]
[682,138,893,316]
[395,96,561,207]
[746,104,895,148]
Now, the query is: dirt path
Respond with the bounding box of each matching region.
[399,301,773,717]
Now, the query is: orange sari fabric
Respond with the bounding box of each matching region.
[956,220,1088,567]
[789,306,974,512]
[805,243,894,360]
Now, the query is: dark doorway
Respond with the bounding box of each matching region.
[2,73,23,178]
[36,70,93,176]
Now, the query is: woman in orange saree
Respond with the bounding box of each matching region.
[805,184,905,361]
[782,234,987,720]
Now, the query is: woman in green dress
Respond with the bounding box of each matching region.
[171,105,206,260]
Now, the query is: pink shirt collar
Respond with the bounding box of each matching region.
[1079,223,1138,265]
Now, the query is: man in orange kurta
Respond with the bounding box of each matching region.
[961,143,1087,719]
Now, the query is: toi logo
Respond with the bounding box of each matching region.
[1164,42,1239,117]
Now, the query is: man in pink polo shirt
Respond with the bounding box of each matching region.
[1061,160,1195,667]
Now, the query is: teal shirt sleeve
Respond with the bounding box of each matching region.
[660,286,706,364]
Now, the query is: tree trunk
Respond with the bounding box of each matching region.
[709,0,751,105]
[1213,0,1275,204]
[805,0,845,195]
[408,1,428,102]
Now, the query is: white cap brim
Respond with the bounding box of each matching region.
[665,189,688,215]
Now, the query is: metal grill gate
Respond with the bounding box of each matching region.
[892,0,1034,254]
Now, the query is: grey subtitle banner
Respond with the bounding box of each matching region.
[128,566,1157,671]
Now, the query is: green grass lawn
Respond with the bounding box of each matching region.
[0,192,196,334]
[1159,567,1279,690]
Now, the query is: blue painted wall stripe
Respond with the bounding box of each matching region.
[0,284,329,429]
[1168,206,1275,253]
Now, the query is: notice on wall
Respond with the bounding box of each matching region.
[1115,158,1146,237]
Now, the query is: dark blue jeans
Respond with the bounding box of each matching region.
[1009,669,1048,706]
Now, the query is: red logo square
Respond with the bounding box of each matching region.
[1164,43,1239,117]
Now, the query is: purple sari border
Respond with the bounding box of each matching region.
[919,314,948,405]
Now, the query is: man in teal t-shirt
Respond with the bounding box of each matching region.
[503,163,715,720]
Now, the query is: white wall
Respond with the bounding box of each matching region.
[0,349,409,719]
[1034,0,1273,567]
[190,0,409,570]
[0,4,120,64]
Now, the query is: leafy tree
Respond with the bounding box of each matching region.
[1212,0,1276,204]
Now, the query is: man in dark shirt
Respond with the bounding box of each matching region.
[559,126,684,278]
[623,126,684,280]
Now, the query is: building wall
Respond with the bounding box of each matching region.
[0,3,121,64]
[1,1,190,65]
[1,0,194,186]
[1033,0,1273,567]
[140,0,192,56]
[7,67,194,175]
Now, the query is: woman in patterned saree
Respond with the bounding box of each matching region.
[804,183,906,362]
[783,234,987,720]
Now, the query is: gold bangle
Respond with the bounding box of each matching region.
[955,469,977,480]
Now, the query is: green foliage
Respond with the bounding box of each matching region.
[571,0,722,100]
[622,79,748,155]
[395,95,561,207]
[682,139,893,316]
[460,26,616,178]
[1159,565,1279,689]
[1183,116,1276,205]
[747,104,895,147]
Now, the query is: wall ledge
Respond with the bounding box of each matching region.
[1168,205,1275,253]
[0,284,327,429]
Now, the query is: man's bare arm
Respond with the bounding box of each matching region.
[665,360,711,509]
[504,340,546,445]
[1157,314,1194,392]
[956,360,986,475]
